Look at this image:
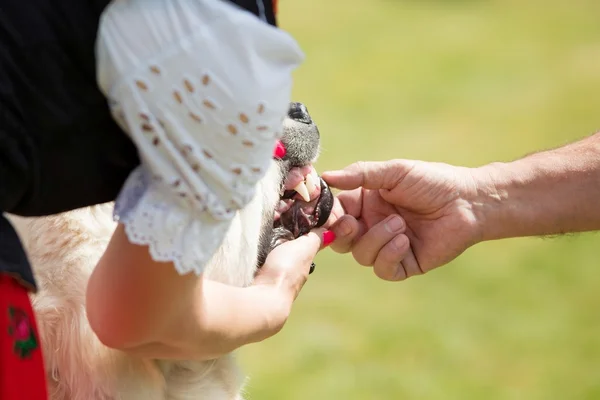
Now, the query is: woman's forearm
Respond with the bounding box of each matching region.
[86,224,290,361]
[471,131,600,241]
[103,280,290,360]
[140,279,291,360]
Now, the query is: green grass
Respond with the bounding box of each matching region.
[238,1,600,399]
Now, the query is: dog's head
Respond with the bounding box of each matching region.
[257,102,334,266]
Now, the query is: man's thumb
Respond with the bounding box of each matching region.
[322,160,412,190]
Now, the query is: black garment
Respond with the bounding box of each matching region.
[0,0,278,291]
[228,0,278,26]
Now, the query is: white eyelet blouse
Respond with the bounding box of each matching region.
[95,0,304,275]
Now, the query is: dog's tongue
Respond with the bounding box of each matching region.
[283,165,321,202]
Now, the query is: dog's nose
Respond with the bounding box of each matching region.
[288,102,312,125]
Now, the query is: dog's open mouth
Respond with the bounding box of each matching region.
[273,165,333,240]
[257,101,335,265]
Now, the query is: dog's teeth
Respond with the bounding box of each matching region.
[294,181,311,202]
[305,172,317,195]
[311,169,319,181]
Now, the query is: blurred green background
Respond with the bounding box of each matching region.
[239,1,600,399]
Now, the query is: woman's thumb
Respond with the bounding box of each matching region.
[271,228,331,261]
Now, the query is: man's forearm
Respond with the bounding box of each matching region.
[471,131,600,241]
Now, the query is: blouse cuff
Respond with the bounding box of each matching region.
[95,0,304,275]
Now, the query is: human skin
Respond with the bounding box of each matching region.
[322,131,600,281]
[86,226,329,361]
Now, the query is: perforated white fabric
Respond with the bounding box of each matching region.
[95,0,304,275]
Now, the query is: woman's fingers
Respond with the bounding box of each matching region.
[257,228,329,299]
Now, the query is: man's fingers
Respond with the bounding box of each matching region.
[328,215,365,254]
[322,160,415,191]
[351,215,406,267]
[335,189,363,218]
[323,193,360,230]
[372,233,411,281]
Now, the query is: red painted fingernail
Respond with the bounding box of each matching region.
[273,140,286,159]
[322,230,336,247]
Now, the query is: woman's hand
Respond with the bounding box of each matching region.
[250,228,331,334]
[87,225,332,361]
[253,229,329,296]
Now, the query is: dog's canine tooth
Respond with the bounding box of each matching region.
[293,181,311,202]
[305,173,317,195]
[311,169,319,181]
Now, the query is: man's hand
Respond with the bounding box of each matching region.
[322,160,482,281]
[322,132,600,282]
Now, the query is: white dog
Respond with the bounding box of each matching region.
[7,102,333,400]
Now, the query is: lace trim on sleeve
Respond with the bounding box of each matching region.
[96,0,304,274]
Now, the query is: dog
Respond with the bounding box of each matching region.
[7,102,334,400]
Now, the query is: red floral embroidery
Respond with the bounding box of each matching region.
[7,305,39,358]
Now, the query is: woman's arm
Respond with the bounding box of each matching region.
[472,131,600,241]
[86,224,324,361]
[88,0,309,360]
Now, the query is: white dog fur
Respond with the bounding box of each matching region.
[7,159,283,400]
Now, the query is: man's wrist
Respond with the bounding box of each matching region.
[468,161,524,243]
[468,133,600,242]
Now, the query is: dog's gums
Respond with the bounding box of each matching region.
[274,170,333,240]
